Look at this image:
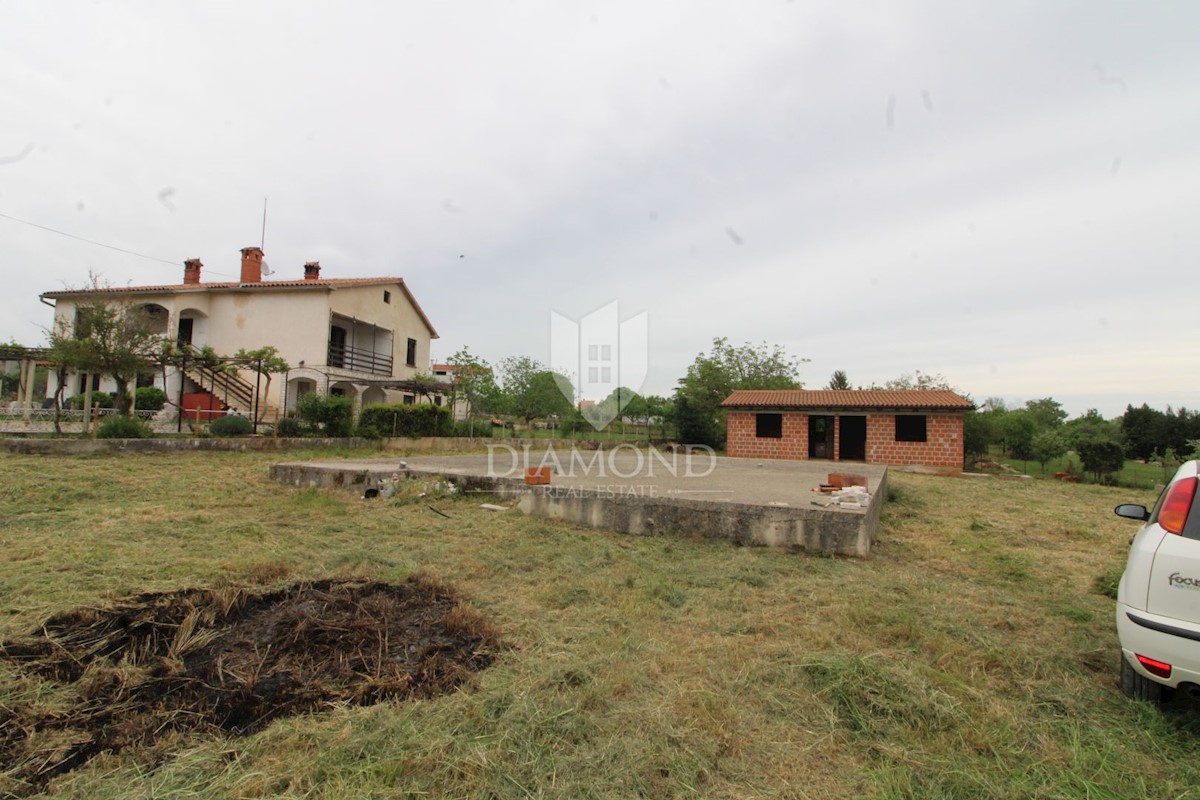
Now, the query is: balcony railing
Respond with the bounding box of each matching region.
[328,343,393,376]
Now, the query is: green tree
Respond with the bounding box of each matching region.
[673,337,807,448]
[962,411,994,461]
[877,370,955,391]
[1077,437,1125,483]
[446,347,499,435]
[827,370,851,390]
[620,389,648,421]
[1063,409,1120,451]
[497,356,574,426]
[1030,430,1068,475]
[1024,397,1067,430]
[46,280,164,415]
[233,345,290,422]
[1002,410,1038,462]
[589,386,644,429]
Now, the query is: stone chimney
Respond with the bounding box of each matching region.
[304,261,321,281]
[240,247,264,283]
[183,258,202,285]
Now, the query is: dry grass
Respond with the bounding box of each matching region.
[1,449,1198,798]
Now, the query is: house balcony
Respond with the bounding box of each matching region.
[327,314,394,378]
[327,342,393,377]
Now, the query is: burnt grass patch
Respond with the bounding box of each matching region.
[0,576,503,796]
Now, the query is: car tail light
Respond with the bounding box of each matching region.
[1136,653,1172,679]
[1160,477,1198,535]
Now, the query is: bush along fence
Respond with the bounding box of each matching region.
[357,404,451,439]
[3,392,668,443]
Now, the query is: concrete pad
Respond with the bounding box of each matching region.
[269,446,888,557]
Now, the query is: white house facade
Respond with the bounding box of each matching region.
[40,247,443,420]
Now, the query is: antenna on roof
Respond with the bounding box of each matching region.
[260,197,268,250]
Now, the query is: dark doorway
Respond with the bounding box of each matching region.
[838,416,867,461]
[329,326,347,368]
[808,415,835,459]
[177,317,194,346]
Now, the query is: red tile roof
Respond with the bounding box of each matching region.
[721,389,974,411]
[40,277,439,338]
[41,277,405,296]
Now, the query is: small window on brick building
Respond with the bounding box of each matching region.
[383,290,391,304]
[755,413,783,439]
[895,415,927,442]
[403,394,415,405]
[406,338,417,367]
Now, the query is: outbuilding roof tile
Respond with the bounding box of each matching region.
[721,389,974,410]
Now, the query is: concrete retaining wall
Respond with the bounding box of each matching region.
[268,460,886,557]
[514,483,885,556]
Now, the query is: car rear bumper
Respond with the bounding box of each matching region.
[1117,602,1200,688]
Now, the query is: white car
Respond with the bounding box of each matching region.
[1114,459,1200,703]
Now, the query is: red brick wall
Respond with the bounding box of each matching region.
[726,410,964,470]
[727,412,808,459]
[865,413,964,468]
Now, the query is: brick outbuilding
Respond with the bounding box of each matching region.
[721,389,974,472]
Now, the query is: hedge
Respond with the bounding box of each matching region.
[358,403,451,438]
[297,393,354,437]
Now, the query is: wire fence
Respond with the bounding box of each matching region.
[0,407,180,433]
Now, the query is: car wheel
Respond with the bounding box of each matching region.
[1121,654,1166,705]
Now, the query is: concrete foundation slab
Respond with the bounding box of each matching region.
[269,446,888,557]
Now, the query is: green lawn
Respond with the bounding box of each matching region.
[1,449,1197,798]
[987,452,1176,490]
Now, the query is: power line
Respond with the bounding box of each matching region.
[0,210,179,266]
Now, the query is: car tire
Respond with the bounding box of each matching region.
[1121,654,1166,705]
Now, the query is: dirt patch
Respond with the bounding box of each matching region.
[0,576,503,796]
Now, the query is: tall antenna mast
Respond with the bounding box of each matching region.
[260,197,268,249]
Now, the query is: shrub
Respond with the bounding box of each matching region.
[275,417,303,437]
[69,392,114,410]
[452,418,492,438]
[209,414,254,437]
[134,386,167,412]
[297,393,354,437]
[355,420,383,440]
[558,410,590,435]
[1077,437,1126,483]
[0,371,19,399]
[97,415,151,439]
[358,403,451,438]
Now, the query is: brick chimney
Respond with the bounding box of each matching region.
[240,246,264,283]
[304,261,321,281]
[183,258,202,285]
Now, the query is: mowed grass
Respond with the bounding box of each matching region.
[990,453,1173,490]
[1,450,1199,798]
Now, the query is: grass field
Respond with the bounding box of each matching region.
[987,452,1175,490]
[2,449,1199,798]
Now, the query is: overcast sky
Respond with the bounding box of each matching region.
[2,1,1197,417]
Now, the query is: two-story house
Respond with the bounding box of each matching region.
[40,247,442,420]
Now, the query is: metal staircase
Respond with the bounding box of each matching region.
[184,362,257,413]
